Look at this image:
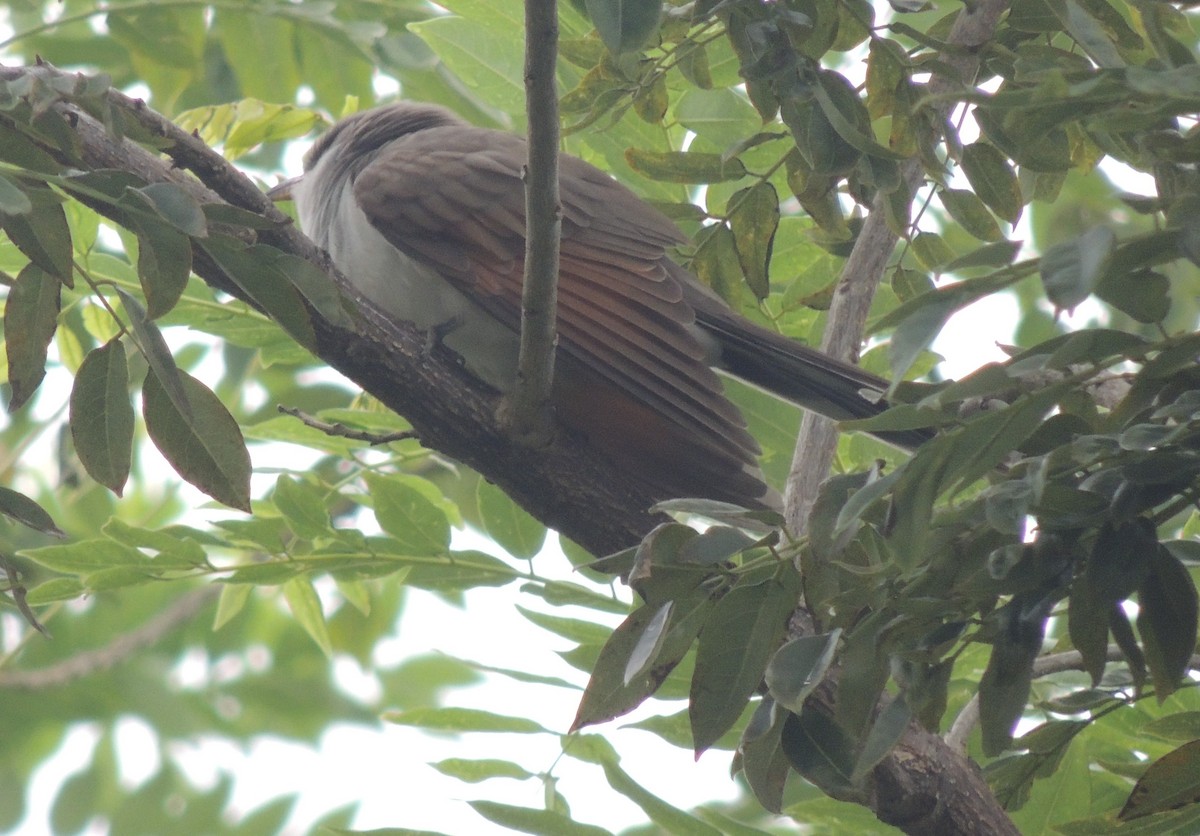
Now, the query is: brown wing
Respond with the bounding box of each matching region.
[353,125,769,503]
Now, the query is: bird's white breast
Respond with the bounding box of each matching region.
[292,152,520,391]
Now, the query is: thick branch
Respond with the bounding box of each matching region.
[0,63,660,555]
[510,0,562,444]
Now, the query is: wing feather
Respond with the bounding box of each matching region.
[353,123,765,490]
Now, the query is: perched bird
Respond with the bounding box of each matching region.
[273,102,923,508]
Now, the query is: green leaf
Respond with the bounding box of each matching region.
[469,801,613,836]
[1137,546,1199,700]
[960,142,1023,225]
[887,292,959,381]
[0,173,32,214]
[866,38,908,119]
[944,239,1023,272]
[624,601,673,686]
[268,251,356,329]
[84,565,159,591]
[477,479,546,560]
[779,709,855,794]
[0,486,64,537]
[852,695,912,782]
[690,573,801,754]
[69,339,134,495]
[1060,0,1126,68]
[282,575,333,657]
[4,263,61,410]
[409,5,527,115]
[910,231,956,272]
[366,475,451,556]
[1069,521,1154,683]
[1119,740,1200,821]
[1143,713,1200,743]
[624,149,748,183]
[20,539,147,574]
[117,288,191,419]
[392,548,517,591]
[24,576,86,605]
[143,368,252,512]
[272,475,331,541]
[813,70,906,161]
[132,217,192,319]
[728,182,779,300]
[383,707,549,734]
[0,184,73,286]
[938,188,1003,242]
[198,237,317,351]
[674,88,761,153]
[585,0,661,55]
[1040,226,1116,311]
[765,631,841,713]
[572,587,714,730]
[738,699,790,813]
[598,757,722,835]
[223,562,302,585]
[692,223,744,306]
[521,580,629,614]
[430,758,534,783]
[979,595,1053,755]
[214,583,253,630]
[129,183,208,238]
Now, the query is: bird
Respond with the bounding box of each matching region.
[272,102,926,509]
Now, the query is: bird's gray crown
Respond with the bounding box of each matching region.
[303,102,469,172]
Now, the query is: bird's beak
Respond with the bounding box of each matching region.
[267,176,301,202]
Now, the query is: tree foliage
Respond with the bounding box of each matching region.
[1,0,1200,833]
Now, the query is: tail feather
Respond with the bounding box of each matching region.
[689,298,932,451]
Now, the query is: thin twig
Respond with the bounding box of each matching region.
[0,586,219,690]
[509,0,561,445]
[944,646,1200,753]
[785,0,1013,532]
[277,405,417,445]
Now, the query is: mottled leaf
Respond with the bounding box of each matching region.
[728,182,779,300]
[624,149,747,183]
[961,142,1023,225]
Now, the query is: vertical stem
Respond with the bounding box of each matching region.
[510,0,562,444]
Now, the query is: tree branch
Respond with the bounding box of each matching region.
[785,0,1013,533]
[945,646,1200,753]
[779,1,1019,833]
[0,587,217,689]
[0,62,662,556]
[510,0,562,445]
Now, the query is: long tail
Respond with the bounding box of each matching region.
[689,295,932,451]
